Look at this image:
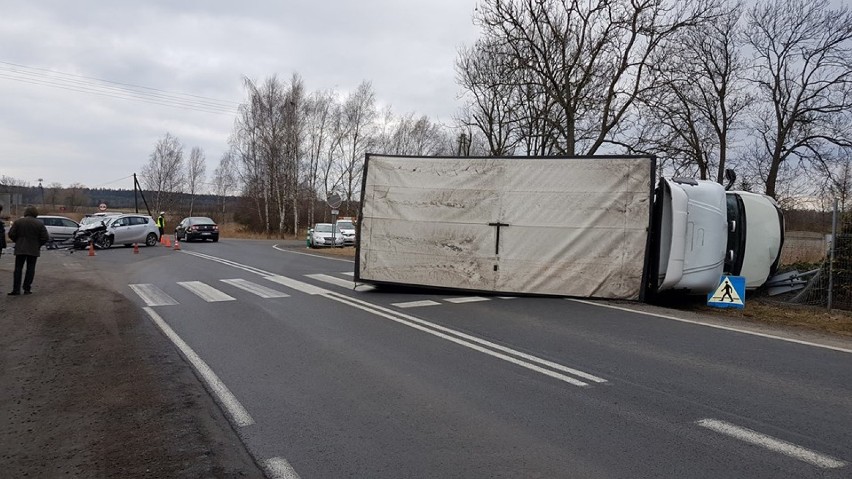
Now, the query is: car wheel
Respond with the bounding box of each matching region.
[145,233,158,247]
[212,237,218,243]
[98,235,113,249]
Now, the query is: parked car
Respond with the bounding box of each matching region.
[99,214,160,248]
[307,223,344,248]
[336,219,356,246]
[175,217,219,242]
[36,215,79,242]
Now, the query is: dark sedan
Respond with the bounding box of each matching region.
[175,217,219,242]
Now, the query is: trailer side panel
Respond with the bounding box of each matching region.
[357,155,655,300]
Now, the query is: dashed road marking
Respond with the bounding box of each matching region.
[444,296,490,304]
[178,281,236,302]
[129,284,179,307]
[221,279,290,298]
[392,300,441,308]
[696,418,848,469]
[264,457,301,479]
[306,273,375,291]
[265,274,332,295]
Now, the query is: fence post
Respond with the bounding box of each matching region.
[828,198,838,311]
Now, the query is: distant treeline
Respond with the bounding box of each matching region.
[0,185,236,215]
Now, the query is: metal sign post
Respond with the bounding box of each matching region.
[327,193,342,247]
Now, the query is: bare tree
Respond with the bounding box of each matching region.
[379,111,453,156]
[231,75,306,236]
[463,0,722,156]
[456,39,520,155]
[45,182,63,208]
[639,1,752,181]
[185,146,206,216]
[212,151,238,222]
[141,132,185,214]
[302,89,336,226]
[335,81,376,216]
[63,183,89,212]
[744,0,852,198]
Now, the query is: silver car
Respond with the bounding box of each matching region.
[101,214,160,248]
[36,215,80,242]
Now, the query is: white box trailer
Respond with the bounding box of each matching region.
[355,154,782,300]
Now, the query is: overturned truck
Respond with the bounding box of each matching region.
[355,155,783,301]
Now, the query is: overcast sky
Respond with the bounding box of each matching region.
[1,0,479,191]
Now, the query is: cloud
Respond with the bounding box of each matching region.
[0,0,478,188]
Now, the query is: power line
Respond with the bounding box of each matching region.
[0,60,242,115]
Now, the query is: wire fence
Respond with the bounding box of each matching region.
[782,199,852,310]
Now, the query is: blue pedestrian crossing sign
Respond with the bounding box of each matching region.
[707,275,745,309]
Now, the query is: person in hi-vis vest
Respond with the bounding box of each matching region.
[156,212,165,238]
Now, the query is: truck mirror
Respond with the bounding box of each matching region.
[724,169,737,190]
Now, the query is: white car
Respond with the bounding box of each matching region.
[336,219,356,246]
[36,215,80,242]
[101,214,161,248]
[308,223,344,248]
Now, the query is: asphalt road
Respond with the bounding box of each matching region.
[66,239,852,478]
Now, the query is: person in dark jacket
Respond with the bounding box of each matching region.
[7,205,49,295]
[0,204,7,257]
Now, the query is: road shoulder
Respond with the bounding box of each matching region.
[0,253,264,477]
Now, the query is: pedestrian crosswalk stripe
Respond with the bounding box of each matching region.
[306,273,375,291]
[444,296,490,304]
[220,279,290,298]
[392,300,441,308]
[341,272,355,277]
[178,281,236,302]
[306,273,354,288]
[129,284,179,307]
[265,275,332,295]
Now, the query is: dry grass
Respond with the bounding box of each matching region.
[691,299,852,337]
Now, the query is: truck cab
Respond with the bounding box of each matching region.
[725,192,785,289]
[654,178,785,294]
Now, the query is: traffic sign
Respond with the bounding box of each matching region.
[327,193,342,208]
[707,275,745,309]
[98,203,107,211]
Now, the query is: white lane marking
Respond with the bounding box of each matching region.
[393,300,441,308]
[265,457,301,479]
[696,419,848,469]
[570,299,852,355]
[497,296,517,299]
[306,273,354,288]
[180,251,605,386]
[306,273,375,292]
[265,275,332,295]
[182,250,272,276]
[444,296,490,304]
[341,271,355,276]
[327,292,594,387]
[129,284,179,307]
[271,243,355,263]
[178,281,236,302]
[220,279,290,299]
[143,307,254,427]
